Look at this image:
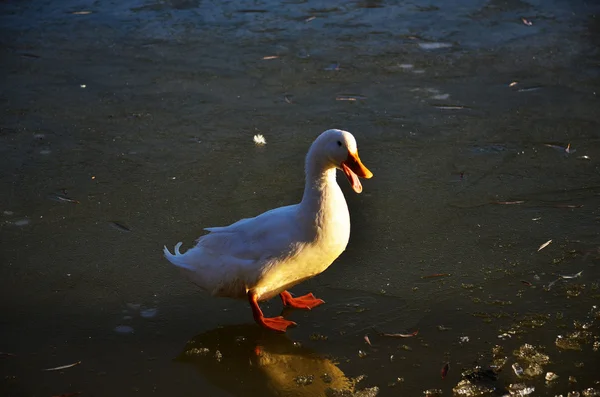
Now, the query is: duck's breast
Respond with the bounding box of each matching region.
[254,190,351,300]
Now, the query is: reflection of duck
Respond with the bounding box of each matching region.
[164,130,373,332]
[178,324,355,397]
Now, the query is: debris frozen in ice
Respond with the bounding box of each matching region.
[511,344,550,379]
[452,379,495,396]
[566,283,585,297]
[388,377,404,387]
[234,336,246,344]
[294,374,314,386]
[310,333,328,341]
[354,386,379,397]
[545,372,558,381]
[523,363,543,377]
[326,386,378,397]
[185,347,210,356]
[582,388,600,397]
[352,374,366,384]
[513,344,550,365]
[512,363,524,376]
[491,345,508,369]
[461,367,498,383]
[556,335,582,350]
[507,383,534,395]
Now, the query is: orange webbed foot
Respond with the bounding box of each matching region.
[280,291,325,310]
[258,316,297,333]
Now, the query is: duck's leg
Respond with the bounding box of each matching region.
[248,291,296,332]
[280,291,325,310]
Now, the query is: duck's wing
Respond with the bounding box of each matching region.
[164,204,305,292]
[198,204,303,264]
[203,204,294,234]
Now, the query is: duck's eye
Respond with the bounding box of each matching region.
[337,140,342,147]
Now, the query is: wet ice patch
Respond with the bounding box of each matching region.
[3,210,14,216]
[296,49,310,59]
[418,42,452,50]
[412,87,439,94]
[14,219,30,226]
[123,303,158,319]
[517,86,542,92]
[399,63,413,69]
[431,93,450,100]
[324,62,340,71]
[470,144,507,154]
[140,308,158,318]
[114,325,134,334]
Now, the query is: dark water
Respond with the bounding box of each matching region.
[1,0,600,396]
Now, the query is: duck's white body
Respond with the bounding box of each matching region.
[165,167,349,301]
[164,129,372,331]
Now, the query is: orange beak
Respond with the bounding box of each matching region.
[341,151,373,193]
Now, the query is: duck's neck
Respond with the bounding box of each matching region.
[300,155,339,215]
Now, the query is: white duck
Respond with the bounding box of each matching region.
[164,129,373,332]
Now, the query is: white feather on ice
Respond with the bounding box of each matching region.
[253,134,266,145]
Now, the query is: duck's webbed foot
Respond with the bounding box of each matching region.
[280,290,325,310]
[258,316,296,332]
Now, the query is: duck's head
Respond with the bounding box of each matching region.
[310,129,373,193]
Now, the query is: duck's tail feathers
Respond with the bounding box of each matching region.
[163,242,194,271]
